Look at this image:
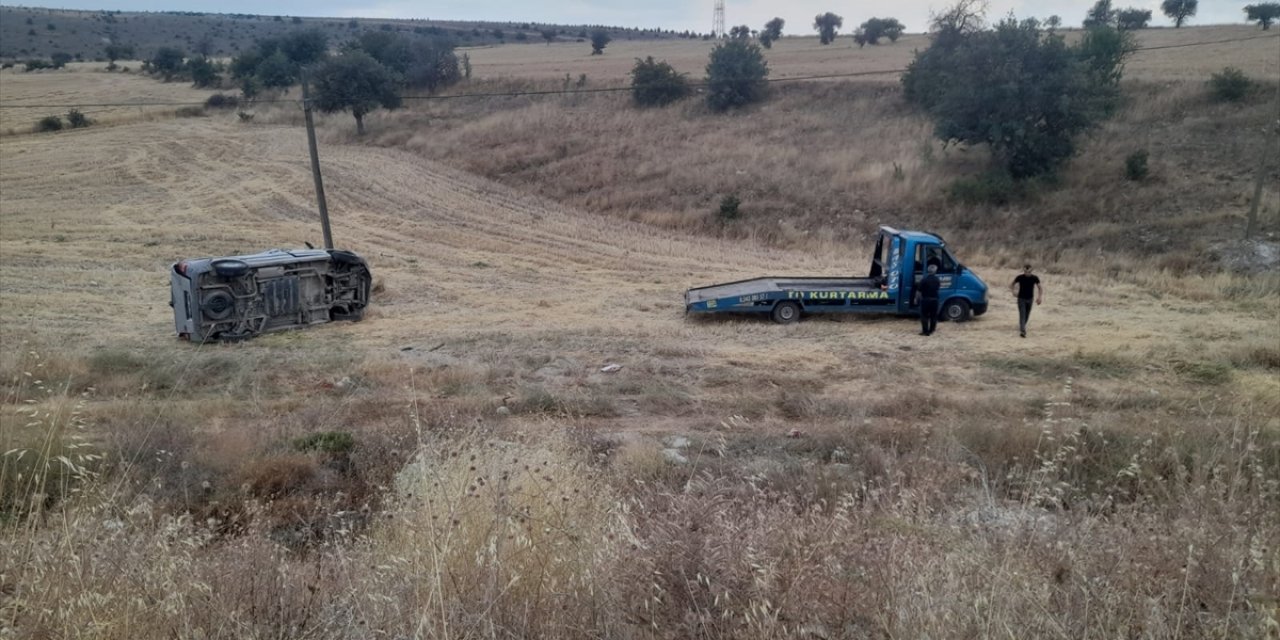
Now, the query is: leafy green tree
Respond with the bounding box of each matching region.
[1045,15,1063,29]
[280,29,328,66]
[187,56,218,87]
[760,17,784,48]
[1115,8,1152,29]
[590,30,611,54]
[1245,3,1280,29]
[311,51,401,135]
[1084,0,1116,27]
[729,25,752,39]
[104,43,134,69]
[150,47,185,80]
[1161,0,1197,27]
[630,56,690,107]
[353,30,412,73]
[813,12,843,44]
[854,17,905,46]
[403,38,461,91]
[50,52,72,68]
[902,18,1133,179]
[705,39,769,111]
[255,50,295,88]
[541,29,557,44]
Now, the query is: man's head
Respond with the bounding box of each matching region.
[927,263,939,274]
[1023,264,1032,273]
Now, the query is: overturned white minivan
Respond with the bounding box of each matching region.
[170,248,371,342]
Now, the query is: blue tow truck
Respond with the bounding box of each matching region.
[685,226,988,324]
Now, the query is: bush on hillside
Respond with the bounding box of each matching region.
[204,93,240,109]
[37,115,62,132]
[630,57,690,107]
[718,194,742,220]
[66,109,90,128]
[1208,67,1253,102]
[50,52,72,68]
[902,16,1133,179]
[1124,150,1149,181]
[705,39,769,111]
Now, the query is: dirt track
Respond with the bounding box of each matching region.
[1,116,1277,429]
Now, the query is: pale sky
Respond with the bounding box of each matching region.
[20,0,1250,33]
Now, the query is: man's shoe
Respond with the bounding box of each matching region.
[1020,331,1026,338]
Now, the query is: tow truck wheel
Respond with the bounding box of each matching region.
[771,301,801,325]
[942,298,971,323]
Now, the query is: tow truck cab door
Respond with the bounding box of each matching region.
[908,242,963,305]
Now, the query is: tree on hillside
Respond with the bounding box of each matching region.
[255,50,295,88]
[280,29,329,66]
[729,25,752,39]
[1045,15,1063,30]
[630,56,690,107]
[902,15,1134,179]
[1245,3,1280,29]
[104,42,134,69]
[311,51,401,135]
[1116,8,1152,29]
[541,29,557,44]
[853,17,905,46]
[813,12,843,45]
[150,46,185,80]
[1084,0,1116,27]
[1161,0,1197,27]
[50,52,73,69]
[705,38,769,111]
[403,38,461,91]
[590,30,611,54]
[760,17,785,48]
[187,55,218,87]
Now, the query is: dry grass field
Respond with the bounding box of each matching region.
[463,25,1280,82]
[1,24,1278,639]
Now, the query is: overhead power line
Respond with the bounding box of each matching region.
[0,33,1275,111]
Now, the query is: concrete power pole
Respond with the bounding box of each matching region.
[713,0,725,38]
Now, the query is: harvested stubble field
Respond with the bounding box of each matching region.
[1,26,1279,640]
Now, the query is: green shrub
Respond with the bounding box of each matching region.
[629,56,690,107]
[50,52,72,68]
[66,109,90,128]
[24,59,49,72]
[718,194,742,220]
[204,93,239,109]
[705,39,769,111]
[1124,150,1149,181]
[293,431,356,455]
[1208,67,1252,102]
[37,115,62,132]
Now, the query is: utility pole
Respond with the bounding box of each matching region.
[300,69,334,250]
[712,0,725,38]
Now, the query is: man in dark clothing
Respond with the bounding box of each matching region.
[914,263,942,336]
[1010,264,1044,338]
